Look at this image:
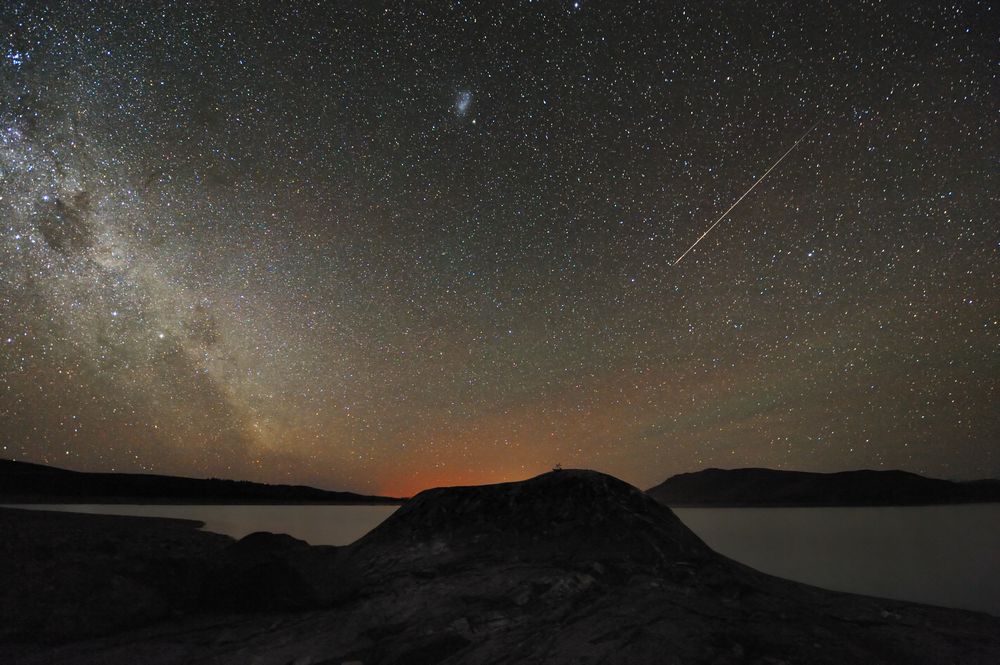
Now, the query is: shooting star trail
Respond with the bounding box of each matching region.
[673,119,821,265]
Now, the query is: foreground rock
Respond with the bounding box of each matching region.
[202,531,358,611]
[0,508,232,642]
[3,470,1000,664]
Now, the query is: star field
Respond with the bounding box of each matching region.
[1,1,996,496]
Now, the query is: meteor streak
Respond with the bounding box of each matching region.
[673,119,821,265]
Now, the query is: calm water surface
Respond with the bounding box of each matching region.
[8,502,999,616]
[673,504,1000,617]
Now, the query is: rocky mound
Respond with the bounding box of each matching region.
[348,469,712,572]
[0,508,231,643]
[201,532,358,611]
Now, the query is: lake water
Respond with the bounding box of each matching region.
[673,504,1000,617]
[7,502,999,616]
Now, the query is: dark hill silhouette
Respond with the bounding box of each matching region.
[347,469,712,572]
[0,458,401,504]
[647,467,1000,506]
[5,469,998,664]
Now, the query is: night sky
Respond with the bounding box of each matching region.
[1,1,996,497]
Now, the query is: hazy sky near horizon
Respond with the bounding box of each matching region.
[1,1,996,496]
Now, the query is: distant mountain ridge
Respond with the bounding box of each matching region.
[0,459,402,504]
[647,467,1000,507]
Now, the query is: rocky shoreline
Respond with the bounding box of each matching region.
[3,470,999,664]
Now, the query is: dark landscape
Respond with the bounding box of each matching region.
[648,468,1000,507]
[0,459,402,505]
[2,470,999,665]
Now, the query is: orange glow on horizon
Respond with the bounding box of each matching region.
[378,465,545,499]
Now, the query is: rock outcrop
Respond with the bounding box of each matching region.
[348,469,712,572]
[0,508,230,643]
[202,531,358,611]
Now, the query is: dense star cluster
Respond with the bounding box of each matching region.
[1,1,996,496]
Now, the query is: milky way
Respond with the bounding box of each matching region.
[1,1,997,496]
